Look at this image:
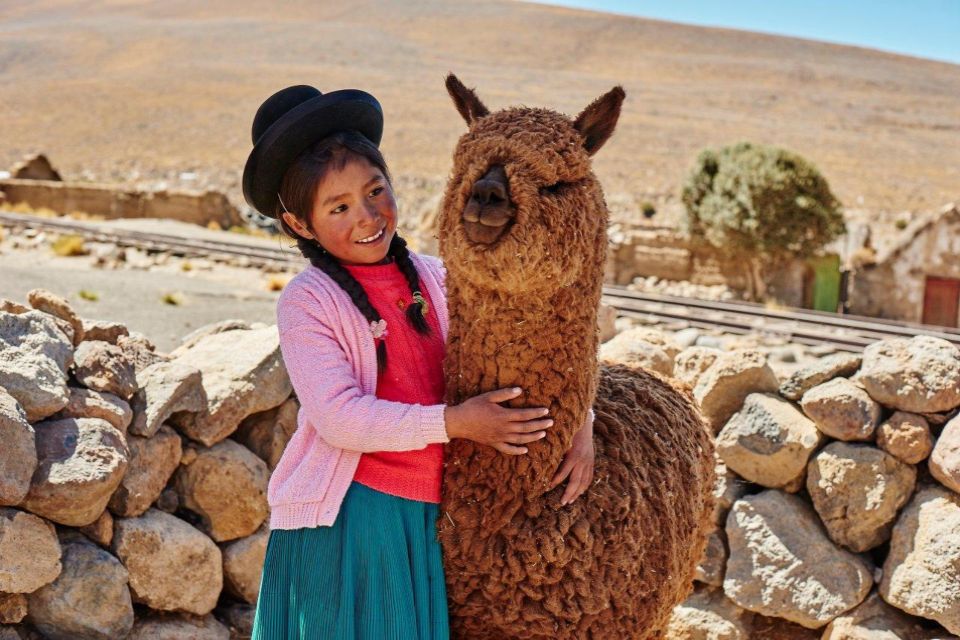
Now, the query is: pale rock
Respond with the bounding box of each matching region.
[129,360,204,438]
[880,485,960,634]
[112,508,222,615]
[597,303,617,343]
[72,341,137,400]
[877,411,934,464]
[26,535,133,640]
[712,461,749,526]
[233,398,298,469]
[221,525,268,604]
[779,353,862,401]
[26,289,84,347]
[0,310,73,422]
[21,418,128,527]
[600,335,674,375]
[170,319,251,358]
[169,326,291,446]
[695,350,779,432]
[822,591,947,640]
[858,336,960,413]
[930,414,960,494]
[79,319,128,345]
[108,426,182,517]
[723,491,872,629]
[806,443,916,552]
[694,529,727,587]
[715,393,821,492]
[665,587,750,640]
[50,387,131,434]
[116,333,168,375]
[800,377,881,441]
[0,299,29,314]
[126,612,230,639]
[174,439,268,542]
[674,346,722,390]
[0,390,36,506]
[0,508,61,593]
[673,328,702,350]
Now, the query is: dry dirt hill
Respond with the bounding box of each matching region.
[1,0,958,225]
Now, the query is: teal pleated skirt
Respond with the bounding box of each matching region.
[251,482,450,640]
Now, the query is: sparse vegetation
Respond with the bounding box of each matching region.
[682,141,845,300]
[50,234,88,256]
[161,292,185,306]
[181,261,193,272]
[641,201,656,219]
[895,219,908,230]
[77,289,99,301]
[266,275,291,291]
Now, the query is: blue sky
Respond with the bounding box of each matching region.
[528,0,960,64]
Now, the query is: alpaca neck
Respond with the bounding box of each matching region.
[445,274,601,498]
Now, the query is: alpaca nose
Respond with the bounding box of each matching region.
[471,166,509,205]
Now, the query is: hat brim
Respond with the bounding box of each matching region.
[242,89,383,218]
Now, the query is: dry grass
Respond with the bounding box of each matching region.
[77,289,99,301]
[265,274,291,291]
[161,292,185,306]
[50,235,88,257]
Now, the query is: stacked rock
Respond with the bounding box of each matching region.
[605,332,960,639]
[0,290,297,639]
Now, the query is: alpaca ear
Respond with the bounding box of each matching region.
[446,73,490,125]
[573,86,625,156]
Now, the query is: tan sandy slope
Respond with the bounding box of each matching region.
[0,0,958,221]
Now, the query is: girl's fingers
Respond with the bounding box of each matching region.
[506,406,551,421]
[487,387,523,403]
[561,465,586,505]
[505,431,547,445]
[550,456,575,488]
[494,442,530,455]
[512,418,554,433]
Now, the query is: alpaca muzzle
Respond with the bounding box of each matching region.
[463,165,515,244]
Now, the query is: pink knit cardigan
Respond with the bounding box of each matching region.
[269,252,450,529]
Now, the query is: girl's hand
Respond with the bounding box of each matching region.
[549,409,595,505]
[444,387,553,455]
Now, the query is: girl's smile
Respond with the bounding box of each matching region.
[282,156,398,265]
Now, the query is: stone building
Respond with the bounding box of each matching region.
[849,202,960,327]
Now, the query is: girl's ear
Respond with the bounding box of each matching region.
[281,210,314,240]
[445,74,490,126]
[573,86,626,156]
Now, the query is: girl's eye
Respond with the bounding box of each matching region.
[369,186,384,197]
[331,204,348,214]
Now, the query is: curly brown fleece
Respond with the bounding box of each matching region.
[437,75,716,639]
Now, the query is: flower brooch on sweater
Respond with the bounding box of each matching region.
[370,319,388,341]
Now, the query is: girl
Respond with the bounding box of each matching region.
[242,85,595,639]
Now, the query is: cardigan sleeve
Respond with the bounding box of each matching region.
[278,318,450,453]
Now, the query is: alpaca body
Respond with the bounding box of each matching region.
[437,76,715,639]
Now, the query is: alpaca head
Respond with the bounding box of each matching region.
[439,74,625,294]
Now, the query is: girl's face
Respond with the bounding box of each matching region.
[283,156,397,265]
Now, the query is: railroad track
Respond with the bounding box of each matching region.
[4,211,958,352]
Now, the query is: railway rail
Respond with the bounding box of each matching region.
[4,211,958,352]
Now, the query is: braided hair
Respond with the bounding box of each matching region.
[275,131,431,373]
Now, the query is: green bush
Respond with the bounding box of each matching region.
[681,142,845,299]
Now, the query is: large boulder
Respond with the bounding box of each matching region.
[600,330,674,375]
[221,525,268,604]
[880,485,960,634]
[49,387,132,434]
[129,360,204,438]
[21,418,128,527]
[79,319,128,345]
[665,587,750,640]
[169,327,291,446]
[723,491,872,629]
[72,341,138,400]
[674,346,722,390]
[930,414,960,494]
[233,398,299,470]
[126,613,230,639]
[779,353,862,401]
[173,440,269,542]
[26,289,84,347]
[876,411,934,465]
[800,377,881,442]
[806,443,916,552]
[0,390,36,506]
[108,425,182,517]
[26,534,134,640]
[695,350,779,432]
[112,508,222,616]
[0,508,61,593]
[858,336,960,413]
[0,310,73,422]
[822,592,948,640]
[715,393,821,492]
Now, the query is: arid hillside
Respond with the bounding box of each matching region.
[1,0,958,223]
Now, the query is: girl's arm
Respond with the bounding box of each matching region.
[279,321,449,453]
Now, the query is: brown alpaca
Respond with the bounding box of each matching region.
[437,75,716,639]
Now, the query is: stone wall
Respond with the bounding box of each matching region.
[0,179,244,229]
[3,289,960,638]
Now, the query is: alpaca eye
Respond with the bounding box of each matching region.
[540,181,569,195]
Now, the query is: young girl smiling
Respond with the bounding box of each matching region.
[242,85,594,639]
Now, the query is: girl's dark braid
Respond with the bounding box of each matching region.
[295,233,432,373]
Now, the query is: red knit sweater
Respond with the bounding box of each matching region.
[343,260,445,503]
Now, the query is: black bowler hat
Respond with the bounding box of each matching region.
[242,85,383,218]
